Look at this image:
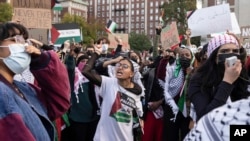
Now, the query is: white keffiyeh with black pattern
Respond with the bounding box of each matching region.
[184,96,250,141]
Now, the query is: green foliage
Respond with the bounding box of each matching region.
[129,32,152,51]
[160,0,196,35]
[62,14,105,45]
[0,3,13,23]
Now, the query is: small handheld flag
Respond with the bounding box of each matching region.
[105,20,117,34]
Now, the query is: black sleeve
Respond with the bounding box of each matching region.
[115,44,122,55]
[82,53,102,86]
[188,76,234,121]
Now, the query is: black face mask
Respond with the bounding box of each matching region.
[87,51,93,56]
[217,53,239,66]
[169,56,175,65]
[131,57,138,63]
[179,57,191,69]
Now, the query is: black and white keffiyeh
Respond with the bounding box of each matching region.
[184,96,250,141]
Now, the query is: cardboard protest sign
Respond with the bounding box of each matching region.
[11,0,51,29]
[160,22,180,50]
[12,8,51,29]
[12,0,51,9]
[188,4,232,37]
[108,33,130,50]
[28,29,48,44]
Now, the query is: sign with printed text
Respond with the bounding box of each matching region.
[188,4,232,37]
[241,26,250,38]
[108,33,130,50]
[160,22,180,50]
[12,8,51,29]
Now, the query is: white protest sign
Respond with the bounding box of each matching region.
[211,12,241,37]
[241,26,250,38]
[188,4,232,37]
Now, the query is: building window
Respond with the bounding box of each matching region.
[156,1,159,7]
[141,3,144,8]
[141,23,144,28]
[136,17,139,22]
[150,9,153,14]
[136,23,139,28]
[136,10,139,15]
[132,4,134,8]
[150,29,153,34]
[141,9,144,15]
[150,16,153,20]
[137,3,139,8]
[150,2,153,7]
[131,17,134,22]
[141,16,144,21]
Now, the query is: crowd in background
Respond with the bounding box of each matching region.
[0,22,250,141]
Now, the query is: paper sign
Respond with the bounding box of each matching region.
[108,33,130,49]
[188,4,232,37]
[241,26,250,38]
[12,8,51,29]
[211,13,241,37]
[160,22,180,50]
[243,39,250,55]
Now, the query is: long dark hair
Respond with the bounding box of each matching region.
[193,47,250,101]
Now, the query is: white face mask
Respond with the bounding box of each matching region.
[0,43,31,74]
[102,44,109,54]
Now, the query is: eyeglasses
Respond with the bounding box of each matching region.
[4,35,31,45]
[115,63,130,69]
[218,48,239,54]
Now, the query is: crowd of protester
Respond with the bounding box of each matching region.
[0,21,250,141]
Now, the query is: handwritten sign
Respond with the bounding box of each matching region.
[12,8,51,29]
[241,26,250,38]
[28,29,48,44]
[188,4,232,37]
[108,33,130,49]
[12,0,51,9]
[243,39,250,55]
[160,22,180,50]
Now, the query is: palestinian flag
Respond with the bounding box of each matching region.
[105,20,117,34]
[110,92,131,123]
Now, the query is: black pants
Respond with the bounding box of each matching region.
[162,104,190,141]
[61,119,99,141]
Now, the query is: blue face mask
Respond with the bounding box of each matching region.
[0,43,31,74]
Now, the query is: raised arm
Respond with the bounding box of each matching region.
[82,46,102,86]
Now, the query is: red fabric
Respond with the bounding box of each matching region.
[0,114,36,141]
[156,58,168,81]
[30,51,70,120]
[51,26,60,44]
[142,111,163,141]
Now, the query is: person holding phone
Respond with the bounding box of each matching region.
[188,34,250,121]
